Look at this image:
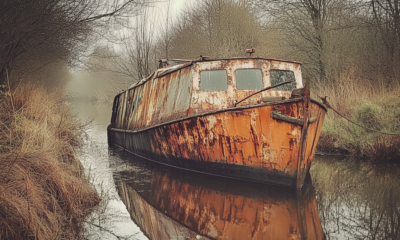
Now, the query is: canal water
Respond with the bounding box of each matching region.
[70,100,400,240]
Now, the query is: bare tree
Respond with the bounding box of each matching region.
[167,0,265,59]
[371,0,400,80]
[255,0,362,82]
[156,0,173,59]
[0,0,146,87]
[129,8,158,81]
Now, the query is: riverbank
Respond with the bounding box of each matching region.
[315,73,400,160]
[0,85,99,239]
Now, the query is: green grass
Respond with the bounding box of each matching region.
[315,74,400,160]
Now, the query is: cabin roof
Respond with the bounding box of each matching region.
[127,57,301,91]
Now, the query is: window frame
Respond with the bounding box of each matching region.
[269,69,297,91]
[200,69,228,92]
[234,68,264,90]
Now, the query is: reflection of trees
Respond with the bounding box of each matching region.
[311,156,400,240]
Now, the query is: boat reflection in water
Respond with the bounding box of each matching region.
[113,150,325,240]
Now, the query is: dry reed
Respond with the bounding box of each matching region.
[0,84,99,239]
[315,69,400,160]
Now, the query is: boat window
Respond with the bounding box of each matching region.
[200,70,228,91]
[235,69,263,90]
[270,70,296,91]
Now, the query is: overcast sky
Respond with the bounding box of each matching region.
[153,0,194,18]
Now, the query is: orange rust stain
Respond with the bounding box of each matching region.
[150,103,309,177]
[149,100,326,185]
[300,103,326,177]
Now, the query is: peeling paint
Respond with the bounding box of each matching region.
[108,57,327,188]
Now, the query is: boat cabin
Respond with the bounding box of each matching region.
[111,58,303,131]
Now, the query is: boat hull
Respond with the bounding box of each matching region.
[108,99,326,188]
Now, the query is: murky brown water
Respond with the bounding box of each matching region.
[70,100,400,240]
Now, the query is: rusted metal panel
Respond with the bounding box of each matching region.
[146,77,163,126]
[123,88,135,129]
[109,99,325,188]
[298,103,326,186]
[140,80,155,128]
[190,60,231,114]
[127,87,139,130]
[162,71,179,118]
[129,87,139,130]
[133,67,194,128]
[173,68,193,116]
[150,102,302,179]
[134,84,145,129]
[115,92,126,129]
[127,85,140,130]
[158,72,178,123]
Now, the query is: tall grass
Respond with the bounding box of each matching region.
[315,70,400,160]
[0,85,99,239]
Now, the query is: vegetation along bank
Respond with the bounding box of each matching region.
[0,0,146,238]
[316,73,400,160]
[0,85,99,239]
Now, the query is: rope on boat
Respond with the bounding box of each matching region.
[319,96,400,136]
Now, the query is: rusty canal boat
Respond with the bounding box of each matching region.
[107,56,327,189]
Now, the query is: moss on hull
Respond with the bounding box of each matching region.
[0,85,99,239]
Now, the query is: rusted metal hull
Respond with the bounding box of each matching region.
[114,153,325,240]
[108,98,326,188]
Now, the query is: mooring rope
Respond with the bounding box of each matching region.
[318,96,400,136]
